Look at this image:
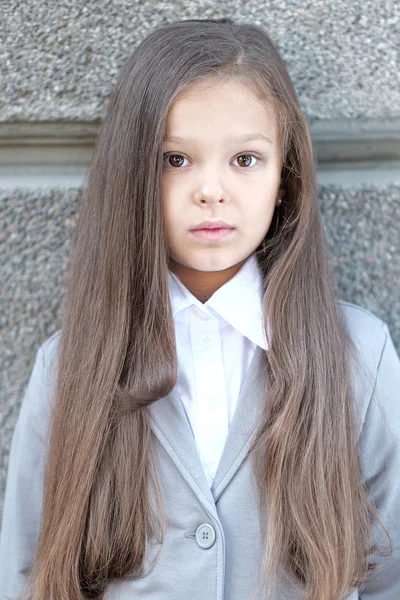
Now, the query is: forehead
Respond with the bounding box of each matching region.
[164,78,279,144]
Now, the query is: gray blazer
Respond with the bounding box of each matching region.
[1,301,400,600]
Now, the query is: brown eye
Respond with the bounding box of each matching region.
[163,153,186,168]
[236,154,257,167]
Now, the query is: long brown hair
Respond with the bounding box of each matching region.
[26,18,391,600]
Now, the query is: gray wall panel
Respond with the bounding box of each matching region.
[1,0,399,122]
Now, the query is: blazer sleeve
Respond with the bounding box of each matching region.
[358,323,400,599]
[0,344,50,600]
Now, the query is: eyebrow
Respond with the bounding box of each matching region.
[163,133,273,145]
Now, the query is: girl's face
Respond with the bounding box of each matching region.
[162,77,283,290]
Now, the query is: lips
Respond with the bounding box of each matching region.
[190,220,234,231]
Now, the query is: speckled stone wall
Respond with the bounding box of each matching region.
[1,0,399,519]
[1,0,400,122]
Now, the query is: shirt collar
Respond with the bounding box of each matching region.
[167,253,269,350]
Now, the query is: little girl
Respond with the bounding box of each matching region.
[1,17,399,600]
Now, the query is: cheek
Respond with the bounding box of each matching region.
[162,205,174,245]
[242,195,277,225]
[162,180,188,220]
[162,197,183,251]
[161,186,174,228]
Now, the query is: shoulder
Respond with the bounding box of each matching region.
[338,300,387,342]
[38,329,63,397]
[38,328,62,362]
[36,329,62,387]
[338,300,388,369]
[23,330,62,435]
[337,300,400,436]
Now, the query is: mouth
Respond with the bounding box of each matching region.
[190,219,233,231]
[189,227,235,241]
[188,219,235,241]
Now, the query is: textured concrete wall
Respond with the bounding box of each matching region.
[1,0,399,122]
[1,0,399,518]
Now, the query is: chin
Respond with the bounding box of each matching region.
[192,256,245,273]
[170,247,252,273]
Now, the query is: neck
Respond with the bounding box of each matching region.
[169,258,248,303]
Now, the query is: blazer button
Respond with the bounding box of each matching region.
[195,523,216,549]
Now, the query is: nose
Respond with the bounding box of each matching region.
[194,169,225,205]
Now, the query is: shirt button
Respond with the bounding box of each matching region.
[209,396,218,409]
[203,336,211,348]
[195,523,216,549]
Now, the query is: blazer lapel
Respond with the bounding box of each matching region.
[149,388,218,516]
[211,344,266,501]
[149,344,267,511]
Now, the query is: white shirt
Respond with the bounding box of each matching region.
[168,253,268,488]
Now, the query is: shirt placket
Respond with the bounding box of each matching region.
[189,310,228,485]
